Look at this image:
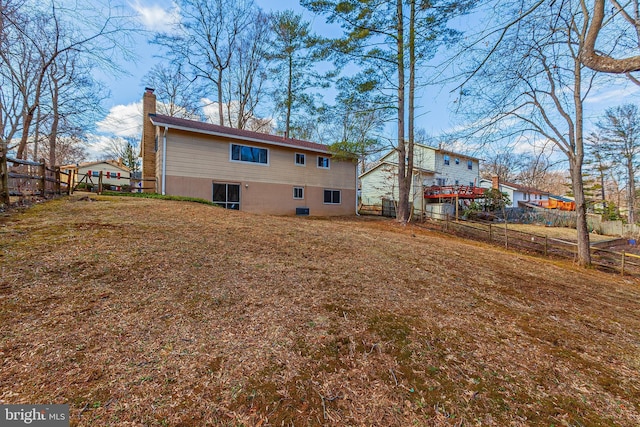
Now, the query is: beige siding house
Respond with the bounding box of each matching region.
[141,89,357,216]
[360,143,480,217]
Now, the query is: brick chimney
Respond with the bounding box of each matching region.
[141,88,156,192]
[492,175,500,190]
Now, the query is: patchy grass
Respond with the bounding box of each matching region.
[99,191,218,206]
[1,195,639,426]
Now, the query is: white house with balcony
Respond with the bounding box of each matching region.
[359,143,481,218]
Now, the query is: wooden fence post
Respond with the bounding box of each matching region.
[0,143,8,205]
[39,158,46,198]
[621,251,626,276]
[55,167,61,195]
[67,170,73,195]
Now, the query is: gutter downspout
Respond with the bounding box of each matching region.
[162,126,167,195]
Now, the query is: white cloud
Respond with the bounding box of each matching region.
[130,1,180,33]
[84,135,117,161]
[96,102,143,138]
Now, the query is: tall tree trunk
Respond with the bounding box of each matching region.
[573,42,591,265]
[396,0,408,223]
[571,157,591,265]
[49,83,59,167]
[33,105,41,161]
[16,106,36,159]
[286,55,293,138]
[627,160,636,223]
[217,68,224,126]
[406,0,416,219]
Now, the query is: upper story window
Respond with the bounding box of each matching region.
[231,144,268,165]
[317,156,330,169]
[443,155,450,166]
[467,160,473,170]
[455,158,460,165]
[295,153,306,166]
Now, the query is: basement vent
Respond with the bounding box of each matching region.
[296,207,310,216]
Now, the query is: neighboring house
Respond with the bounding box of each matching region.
[140,88,357,216]
[359,143,481,217]
[60,160,131,189]
[479,177,550,208]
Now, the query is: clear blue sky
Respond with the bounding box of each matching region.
[96,0,638,158]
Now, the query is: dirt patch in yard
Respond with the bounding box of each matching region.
[1,196,640,426]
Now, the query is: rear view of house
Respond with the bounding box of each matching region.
[140,89,357,216]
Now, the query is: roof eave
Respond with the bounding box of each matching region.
[150,118,330,154]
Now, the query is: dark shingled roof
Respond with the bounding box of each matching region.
[501,180,549,195]
[149,114,329,153]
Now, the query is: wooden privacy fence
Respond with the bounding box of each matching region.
[417,217,640,277]
[0,156,71,205]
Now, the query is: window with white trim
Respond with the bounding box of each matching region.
[213,183,240,210]
[323,189,341,204]
[317,156,330,169]
[231,143,268,164]
[443,155,450,165]
[467,160,473,170]
[295,153,306,166]
[293,186,304,199]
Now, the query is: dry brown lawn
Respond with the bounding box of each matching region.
[505,223,616,243]
[1,195,639,426]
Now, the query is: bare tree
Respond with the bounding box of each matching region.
[154,0,255,127]
[480,149,522,183]
[142,63,203,119]
[102,136,140,172]
[459,0,597,265]
[34,135,87,166]
[224,9,271,130]
[1,1,134,160]
[580,0,640,75]
[596,104,640,222]
[43,49,105,166]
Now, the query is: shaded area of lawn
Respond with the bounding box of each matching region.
[1,195,639,426]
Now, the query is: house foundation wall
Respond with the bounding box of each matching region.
[165,175,355,216]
